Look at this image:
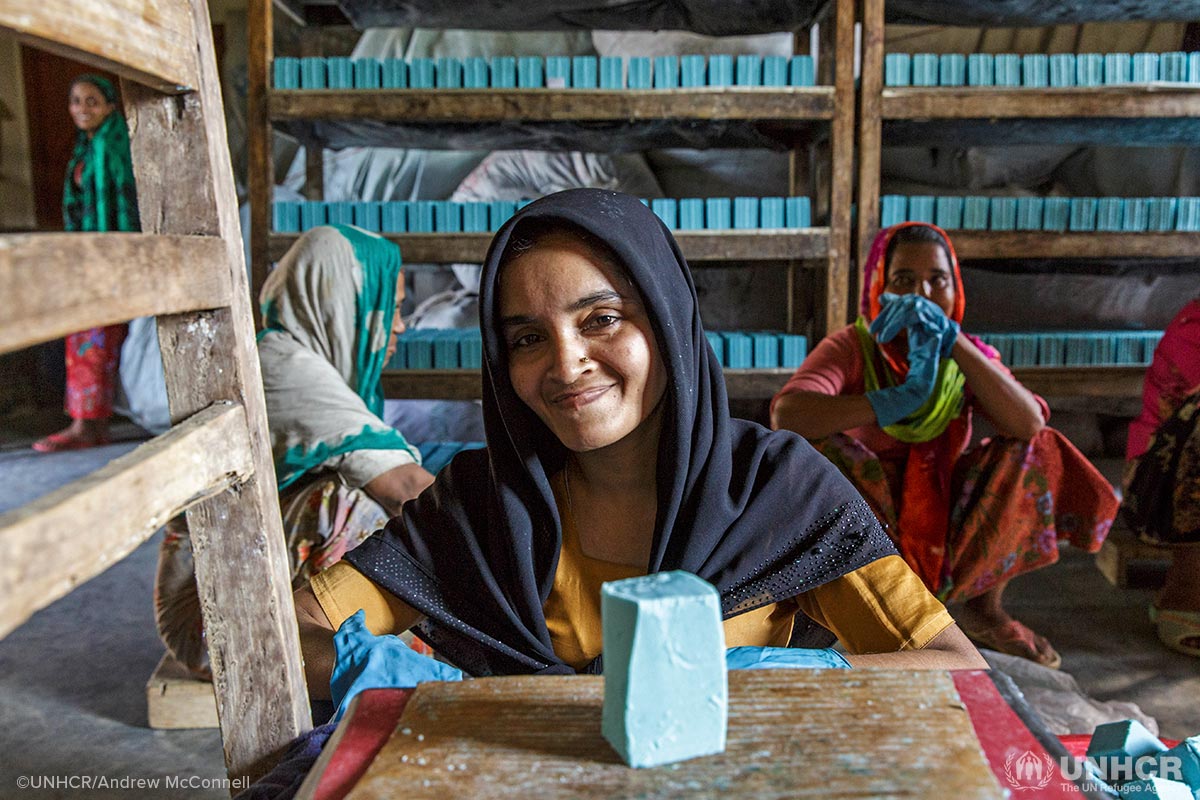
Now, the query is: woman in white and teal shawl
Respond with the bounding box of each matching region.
[155,225,432,677]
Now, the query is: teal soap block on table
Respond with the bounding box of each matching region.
[601,571,728,769]
[736,55,761,86]
[708,54,734,87]
[704,331,725,366]
[680,55,706,87]
[1118,777,1194,800]
[1023,54,1049,87]
[410,58,435,88]
[1070,197,1098,231]
[1088,719,1168,784]
[705,197,731,229]
[751,332,779,368]
[1096,197,1124,231]
[780,334,807,368]
[1176,197,1200,231]
[408,200,435,233]
[653,56,678,88]
[733,196,759,229]
[1160,52,1187,82]
[990,197,1017,230]
[912,54,938,86]
[273,200,300,232]
[300,200,326,231]
[627,57,652,88]
[326,201,353,225]
[994,54,1021,86]
[489,200,516,231]
[517,57,542,88]
[678,198,704,230]
[722,333,752,368]
[1017,196,1043,230]
[600,56,624,89]
[435,201,462,233]
[1157,736,1200,791]
[1077,53,1104,86]
[1049,53,1075,86]
[785,196,811,228]
[433,331,460,369]
[962,196,989,229]
[651,198,677,229]
[463,57,489,89]
[381,201,408,233]
[1132,53,1159,83]
[572,56,598,88]
[881,194,908,227]
[436,57,462,88]
[1147,198,1177,231]
[462,202,489,232]
[274,57,300,89]
[300,57,327,89]
[939,53,965,86]
[1106,53,1132,84]
[760,196,785,228]
[459,329,483,369]
[789,55,815,87]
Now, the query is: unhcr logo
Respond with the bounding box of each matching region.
[1002,750,1185,792]
[1004,750,1056,791]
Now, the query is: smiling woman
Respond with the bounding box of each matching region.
[293,189,986,700]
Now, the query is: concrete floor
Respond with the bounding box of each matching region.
[0,410,1197,799]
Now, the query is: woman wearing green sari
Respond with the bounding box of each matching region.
[155,225,434,677]
[33,75,140,452]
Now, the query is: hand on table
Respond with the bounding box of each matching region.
[330,609,463,722]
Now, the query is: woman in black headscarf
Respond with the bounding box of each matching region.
[294,189,982,687]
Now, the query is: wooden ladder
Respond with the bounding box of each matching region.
[0,0,311,783]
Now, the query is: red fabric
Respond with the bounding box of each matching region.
[1128,298,1200,460]
[64,324,126,420]
[311,688,414,800]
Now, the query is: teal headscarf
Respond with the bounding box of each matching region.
[63,75,140,233]
[258,225,419,490]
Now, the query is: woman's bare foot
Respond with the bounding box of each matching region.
[32,417,111,452]
[955,584,1061,668]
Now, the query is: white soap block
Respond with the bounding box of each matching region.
[601,571,728,768]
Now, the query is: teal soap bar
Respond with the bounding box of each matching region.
[1089,719,1168,783]
[1158,736,1200,790]
[601,571,728,769]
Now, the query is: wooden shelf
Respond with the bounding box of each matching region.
[950,231,1200,261]
[882,85,1200,120]
[269,228,830,264]
[1010,365,1145,402]
[382,367,797,401]
[270,87,836,123]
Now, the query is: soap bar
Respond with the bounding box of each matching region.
[601,571,727,769]
[1157,736,1200,791]
[1088,720,1168,783]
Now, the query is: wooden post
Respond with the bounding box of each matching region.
[299,27,325,201]
[856,0,885,308]
[125,0,312,783]
[247,0,273,316]
[824,0,856,336]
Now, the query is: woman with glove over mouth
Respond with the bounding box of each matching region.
[772,222,1118,669]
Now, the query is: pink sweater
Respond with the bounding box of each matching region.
[1127,299,1200,460]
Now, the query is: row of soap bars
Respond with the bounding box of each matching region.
[274,54,817,91]
[274,196,814,234]
[976,331,1164,367]
[885,51,1200,87]
[386,330,808,370]
[881,195,1200,232]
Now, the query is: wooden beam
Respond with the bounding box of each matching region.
[1012,366,1146,402]
[856,0,885,308]
[125,0,312,781]
[824,0,855,336]
[0,233,231,353]
[248,0,274,318]
[271,229,831,264]
[952,231,1200,260]
[382,368,798,401]
[883,86,1200,120]
[0,0,197,93]
[0,404,252,640]
[270,88,836,122]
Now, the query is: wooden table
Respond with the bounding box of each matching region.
[294,668,1093,800]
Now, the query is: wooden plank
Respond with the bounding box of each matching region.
[270,87,836,122]
[952,231,1200,260]
[883,85,1200,121]
[824,0,855,335]
[124,0,312,782]
[382,368,796,402]
[0,0,197,93]
[0,403,252,640]
[146,652,219,730]
[1096,528,1172,588]
[248,0,274,317]
[0,233,231,353]
[1011,366,1146,401]
[271,230,831,264]
[344,670,1003,799]
[855,0,885,308]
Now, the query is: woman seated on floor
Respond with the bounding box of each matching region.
[293,189,985,693]
[156,226,435,677]
[771,221,1119,669]
[1122,294,1200,658]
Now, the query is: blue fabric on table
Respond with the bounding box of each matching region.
[726,646,852,670]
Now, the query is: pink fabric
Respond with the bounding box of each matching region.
[1127,298,1200,460]
[772,326,1050,463]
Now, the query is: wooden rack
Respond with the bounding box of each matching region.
[856,0,1200,405]
[0,0,309,783]
[248,0,857,406]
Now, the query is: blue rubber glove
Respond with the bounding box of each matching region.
[329,609,463,722]
[865,327,940,428]
[870,292,960,359]
[726,646,852,671]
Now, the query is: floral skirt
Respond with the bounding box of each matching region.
[815,427,1118,602]
[1122,388,1200,546]
[155,474,391,678]
[64,324,126,419]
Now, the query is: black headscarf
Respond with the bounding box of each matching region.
[345,189,896,676]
